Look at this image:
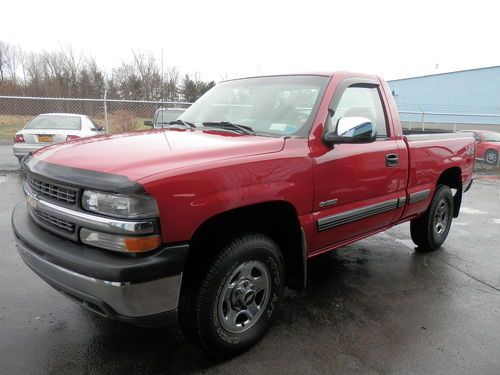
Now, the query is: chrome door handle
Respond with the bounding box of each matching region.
[385,153,399,167]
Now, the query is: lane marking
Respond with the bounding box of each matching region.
[493,219,500,224]
[453,222,470,226]
[460,207,487,215]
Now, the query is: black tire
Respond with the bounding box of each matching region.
[410,185,454,252]
[179,233,284,359]
[484,149,498,165]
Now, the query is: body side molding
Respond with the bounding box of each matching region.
[409,189,431,204]
[317,198,399,232]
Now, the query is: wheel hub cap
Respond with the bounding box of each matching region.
[486,152,497,164]
[218,260,270,333]
[434,199,449,236]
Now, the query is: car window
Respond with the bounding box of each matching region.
[330,86,388,138]
[154,109,185,124]
[25,116,82,130]
[482,132,500,142]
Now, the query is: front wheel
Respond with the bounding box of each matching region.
[179,233,284,359]
[484,149,498,165]
[410,185,454,251]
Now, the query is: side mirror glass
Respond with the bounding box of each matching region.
[324,116,377,146]
[144,120,153,127]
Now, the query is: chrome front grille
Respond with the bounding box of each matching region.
[26,173,78,205]
[31,208,76,233]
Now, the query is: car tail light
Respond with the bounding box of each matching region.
[66,135,81,141]
[14,134,25,143]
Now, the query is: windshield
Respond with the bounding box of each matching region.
[154,109,185,124]
[25,115,82,130]
[482,131,500,142]
[180,75,329,137]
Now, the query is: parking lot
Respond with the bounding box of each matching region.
[0,149,499,374]
[0,143,19,171]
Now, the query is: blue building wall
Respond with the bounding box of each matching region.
[388,66,500,124]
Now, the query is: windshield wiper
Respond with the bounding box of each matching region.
[202,121,254,135]
[159,119,195,128]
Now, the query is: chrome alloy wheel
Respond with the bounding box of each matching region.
[218,260,271,333]
[485,151,498,165]
[433,199,449,236]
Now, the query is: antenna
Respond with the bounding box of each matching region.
[161,48,164,104]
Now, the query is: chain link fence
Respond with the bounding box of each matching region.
[0,95,192,140]
[2,95,500,140]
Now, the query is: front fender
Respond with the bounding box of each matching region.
[142,152,313,243]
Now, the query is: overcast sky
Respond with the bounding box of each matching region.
[1,0,497,82]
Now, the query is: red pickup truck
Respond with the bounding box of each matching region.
[12,72,474,358]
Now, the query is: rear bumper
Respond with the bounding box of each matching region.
[12,202,189,327]
[12,143,44,158]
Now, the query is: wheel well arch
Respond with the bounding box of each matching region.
[437,166,462,217]
[484,148,498,154]
[185,201,306,290]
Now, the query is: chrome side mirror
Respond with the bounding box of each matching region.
[324,116,377,146]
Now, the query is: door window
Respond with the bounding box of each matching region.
[330,86,388,138]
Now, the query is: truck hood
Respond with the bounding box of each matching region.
[32,129,285,181]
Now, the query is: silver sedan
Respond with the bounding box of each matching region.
[13,113,104,160]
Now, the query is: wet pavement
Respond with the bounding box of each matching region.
[0,172,499,374]
[0,144,19,171]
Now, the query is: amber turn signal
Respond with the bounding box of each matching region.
[124,235,162,253]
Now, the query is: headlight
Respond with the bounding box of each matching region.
[82,190,159,219]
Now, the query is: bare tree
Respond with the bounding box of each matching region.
[165,66,180,101]
[17,46,29,91]
[0,40,215,100]
[0,41,7,82]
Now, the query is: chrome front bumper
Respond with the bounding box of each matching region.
[17,239,182,318]
[12,202,189,326]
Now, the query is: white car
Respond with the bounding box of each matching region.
[13,113,104,160]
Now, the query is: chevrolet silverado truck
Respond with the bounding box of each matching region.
[12,72,475,358]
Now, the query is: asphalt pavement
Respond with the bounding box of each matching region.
[0,144,19,171]
[0,171,499,374]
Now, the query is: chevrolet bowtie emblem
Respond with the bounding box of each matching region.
[26,192,39,210]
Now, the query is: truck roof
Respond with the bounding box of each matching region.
[221,71,379,83]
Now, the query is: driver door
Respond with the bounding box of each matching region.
[312,80,405,252]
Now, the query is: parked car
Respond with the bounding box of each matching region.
[144,108,186,128]
[13,72,474,358]
[458,129,500,164]
[13,113,104,160]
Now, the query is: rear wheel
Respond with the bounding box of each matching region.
[410,185,454,251]
[179,233,284,359]
[484,149,498,165]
